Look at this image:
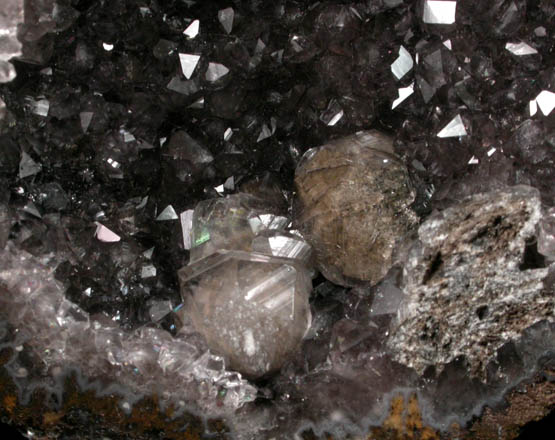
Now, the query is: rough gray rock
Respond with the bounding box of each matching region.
[388,186,554,379]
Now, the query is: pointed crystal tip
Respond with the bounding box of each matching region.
[437,114,467,138]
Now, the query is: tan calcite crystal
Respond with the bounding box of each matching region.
[294,130,417,287]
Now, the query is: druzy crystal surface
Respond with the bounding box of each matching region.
[294,130,417,287]
[178,194,312,378]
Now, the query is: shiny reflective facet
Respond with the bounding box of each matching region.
[218,7,234,34]
[437,114,467,138]
[391,46,413,80]
[179,53,201,79]
[423,0,457,25]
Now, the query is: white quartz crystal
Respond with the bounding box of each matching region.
[178,194,312,378]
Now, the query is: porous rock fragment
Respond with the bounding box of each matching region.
[178,194,312,378]
[388,186,554,379]
[294,130,417,287]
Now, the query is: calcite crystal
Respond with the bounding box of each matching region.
[294,130,417,287]
[388,186,554,379]
[178,194,312,378]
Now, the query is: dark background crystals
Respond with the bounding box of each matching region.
[0,0,554,437]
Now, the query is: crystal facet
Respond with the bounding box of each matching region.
[183,19,200,39]
[392,83,414,109]
[205,62,229,82]
[423,1,457,25]
[535,90,555,116]
[177,194,312,378]
[95,223,121,243]
[505,42,538,56]
[179,53,201,80]
[218,7,234,34]
[437,114,467,138]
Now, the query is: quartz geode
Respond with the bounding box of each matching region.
[294,130,418,287]
[1,0,555,438]
[178,194,312,378]
[388,186,554,379]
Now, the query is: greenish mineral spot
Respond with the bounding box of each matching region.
[194,228,210,246]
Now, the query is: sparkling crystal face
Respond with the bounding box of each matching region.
[177,194,313,378]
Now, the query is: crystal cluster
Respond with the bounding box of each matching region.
[0,0,554,438]
[177,194,312,378]
[388,186,554,378]
[294,130,417,287]
[0,243,257,415]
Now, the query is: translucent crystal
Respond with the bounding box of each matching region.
[179,250,311,378]
[437,114,467,138]
[180,209,194,250]
[167,76,200,95]
[26,97,50,117]
[205,62,229,82]
[320,99,344,126]
[218,7,234,34]
[156,205,178,221]
[183,19,199,39]
[392,82,414,109]
[19,152,42,179]
[391,46,413,80]
[178,194,312,378]
[256,123,272,142]
[423,0,457,25]
[179,53,201,79]
[79,111,93,133]
[95,223,121,242]
[505,42,538,56]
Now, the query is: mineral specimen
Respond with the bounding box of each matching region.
[388,186,554,379]
[1,0,555,438]
[178,194,312,378]
[294,130,418,287]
